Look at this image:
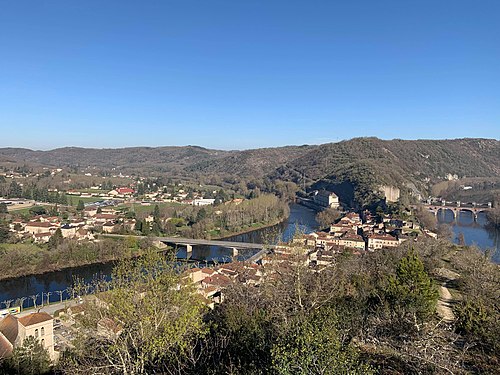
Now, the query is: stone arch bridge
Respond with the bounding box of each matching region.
[423,201,493,221]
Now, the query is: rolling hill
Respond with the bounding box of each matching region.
[1,138,498,201]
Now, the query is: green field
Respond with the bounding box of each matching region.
[8,204,52,215]
[65,195,107,206]
[116,202,182,214]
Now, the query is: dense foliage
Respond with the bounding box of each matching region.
[50,240,500,374]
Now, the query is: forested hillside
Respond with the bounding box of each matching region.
[276,138,499,185]
[1,138,498,201]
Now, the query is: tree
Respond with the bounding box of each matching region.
[7,181,22,198]
[486,207,500,229]
[76,200,85,211]
[196,208,207,222]
[385,252,439,324]
[153,204,161,224]
[272,308,374,375]
[315,207,341,228]
[0,202,8,214]
[7,335,51,375]
[47,228,63,250]
[29,206,47,216]
[0,224,10,243]
[59,250,207,374]
[414,205,437,230]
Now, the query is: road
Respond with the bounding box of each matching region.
[18,299,80,318]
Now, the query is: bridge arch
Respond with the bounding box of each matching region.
[436,207,456,220]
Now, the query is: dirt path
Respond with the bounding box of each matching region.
[434,267,460,322]
[436,284,455,322]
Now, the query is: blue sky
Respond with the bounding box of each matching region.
[0,0,499,150]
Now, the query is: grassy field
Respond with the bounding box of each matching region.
[65,195,107,206]
[116,202,183,214]
[8,204,52,215]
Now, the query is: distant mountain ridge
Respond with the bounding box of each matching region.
[1,138,498,192]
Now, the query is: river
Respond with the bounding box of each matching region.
[0,204,319,308]
[2,204,498,308]
[436,210,500,263]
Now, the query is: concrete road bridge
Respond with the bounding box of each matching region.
[103,234,275,258]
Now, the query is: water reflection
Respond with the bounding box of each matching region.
[437,211,500,263]
[0,204,319,306]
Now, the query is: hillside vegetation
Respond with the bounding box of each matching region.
[1,138,498,204]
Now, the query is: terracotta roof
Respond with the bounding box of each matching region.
[95,214,117,220]
[18,312,52,327]
[34,232,51,238]
[201,268,216,275]
[369,234,398,241]
[117,188,134,194]
[26,222,53,228]
[202,274,231,287]
[0,315,18,345]
[0,332,13,358]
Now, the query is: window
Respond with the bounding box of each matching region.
[41,327,45,336]
[35,329,39,338]
[41,339,45,346]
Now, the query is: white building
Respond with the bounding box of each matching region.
[313,190,340,209]
[0,312,56,361]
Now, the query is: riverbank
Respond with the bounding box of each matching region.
[0,241,145,282]
[0,204,318,306]
[212,218,285,240]
[0,218,286,282]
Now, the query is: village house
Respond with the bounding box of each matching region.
[94,213,118,225]
[0,312,56,361]
[102,222,117,233]
[25,221,59,235]
[313,190,340,209]
[367,233,402,250]
[60,224,78,238]
[339,233,366,250]
[116,187,135,196]
[33,232,52,243]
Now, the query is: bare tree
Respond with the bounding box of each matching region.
[19,297,27,312]
[45,292,52,306]
[56,290,64,304]
[30,294,39,309]
[2,299,13,309]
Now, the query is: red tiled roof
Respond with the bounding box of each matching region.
[95,214,117,220]
[369,234,398,241]
[26,222,52,228]
[201,268,216,275]
[0,332,13,358]
[202,274,231,287]
[18,312,52,327]
[117,188,134,194]
[34,232,51,238]
[0,315,18,345]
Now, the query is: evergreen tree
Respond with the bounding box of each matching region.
[48,228,64,250]
[385,252,438,322]
[76,200,85,211]
[153,204,161,223]
[0,224,9,243]
[8,335,51,375]
[7,181,22,198]
[29,206,47,216]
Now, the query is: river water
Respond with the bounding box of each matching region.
[436,210,500,263]
[0,204,319,308]
[1,204,497,308]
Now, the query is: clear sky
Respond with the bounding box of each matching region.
[0,0,499,150]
